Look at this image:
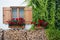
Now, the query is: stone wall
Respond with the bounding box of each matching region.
[26,30,47,40]
[0,29,47,40]
[0,29,3,40]
[4,29,26,40]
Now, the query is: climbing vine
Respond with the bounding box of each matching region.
[26,0,56,28]
[56,0,60,29]
[26,0,60,40]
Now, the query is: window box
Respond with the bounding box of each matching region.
[9,26,25,29]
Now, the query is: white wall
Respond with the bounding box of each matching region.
[0,0,27,29]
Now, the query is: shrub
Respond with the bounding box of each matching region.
[46,27,60,40]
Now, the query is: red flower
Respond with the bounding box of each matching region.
[38,20,44,23]
[37,24,40,27]
[7,17,25,26]
[19,18,23,20]
[31,22,36,24]
[19,18,25,22]
[43,22,48,27]
[16,18,19,21]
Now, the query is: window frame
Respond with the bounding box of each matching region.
[10,6,25,18]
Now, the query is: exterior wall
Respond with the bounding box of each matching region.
[3,7,32,24]
[0,0,27,29]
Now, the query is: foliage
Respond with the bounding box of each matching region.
[30,24,35,30]
[46,27,60,40]
[26,0,60,40]
[26,0,56,28]
[55,0,60,29]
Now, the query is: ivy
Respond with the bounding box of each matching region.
[26,0,60,40]
[56,0,60,29]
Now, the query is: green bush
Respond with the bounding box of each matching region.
[46,27,60,40]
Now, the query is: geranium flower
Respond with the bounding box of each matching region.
[38,20,44,24]
[31,22,36,24]
[7,17,25,26]
[43,22,48,27]
[19,18,23,20]
[37,24,40,27]
[16,18,19,21]
[19,18,25,22]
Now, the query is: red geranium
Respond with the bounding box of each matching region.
[19,18,23,20]
[38,20,44,24]
[6,18,25,26]
[43,22,48,27]
[16,18,19,21]
[19,18,25,22]
[37,24,40,27]
[31,22,36,24]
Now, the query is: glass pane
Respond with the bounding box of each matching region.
[12,8,17,18]
[20,8,24,18]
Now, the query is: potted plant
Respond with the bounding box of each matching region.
[6,18,25,29]
[31,20,48,30]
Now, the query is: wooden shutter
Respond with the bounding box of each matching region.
[24,7,32,24]
[3,7,12,24]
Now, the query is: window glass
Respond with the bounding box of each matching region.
[19,8,24,18]
[12,8,17,18]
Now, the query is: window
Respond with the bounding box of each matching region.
[12,8,17,18]
[19,8,24,18]
[12,7,24,18]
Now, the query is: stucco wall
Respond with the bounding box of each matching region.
[0,0,27,29]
